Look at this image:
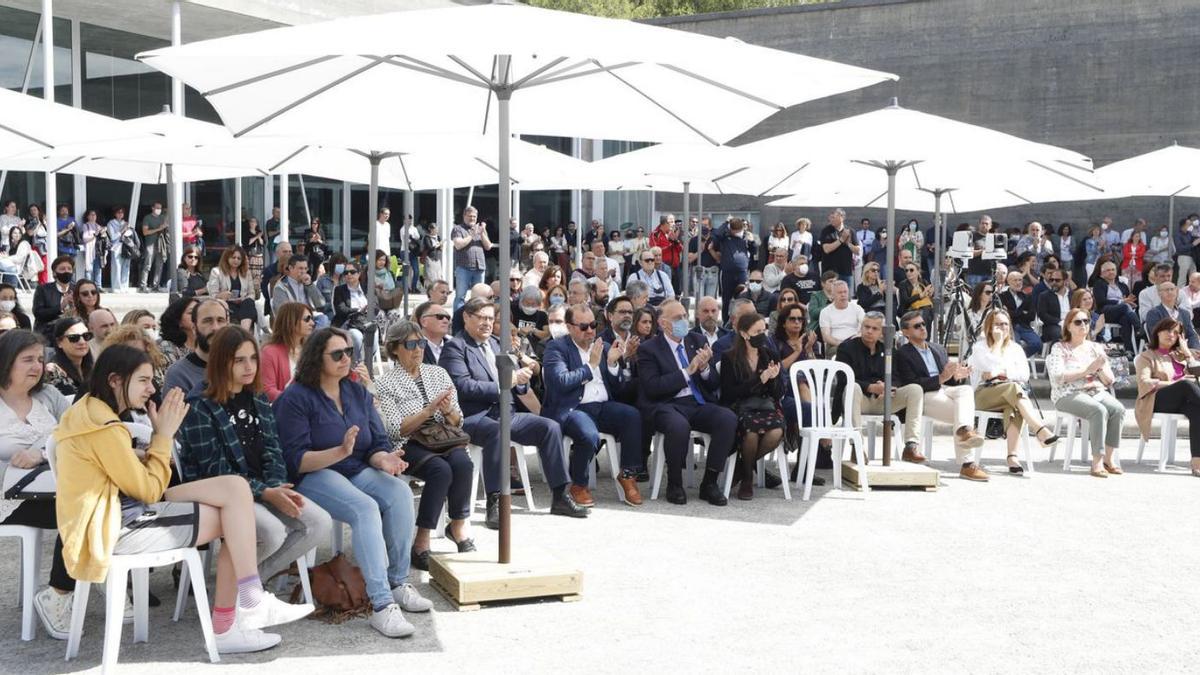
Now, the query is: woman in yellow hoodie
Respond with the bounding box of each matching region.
[53,344,313,655]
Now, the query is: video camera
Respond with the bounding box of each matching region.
[947,231,1007,261]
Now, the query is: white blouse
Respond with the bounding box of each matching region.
[374,363,462,446]
[0,388,69,522]
[967,340,1030,388]
[1045,340,1111,402]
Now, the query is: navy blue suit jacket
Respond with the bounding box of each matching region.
[634,332,720,412]
[439,332,525,419]
[541,335,630,424]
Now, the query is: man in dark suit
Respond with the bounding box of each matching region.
[413,300,452,365]
[635,299,736,506]
[688,296,730,349]
[1036,268,1071,343]
[997,270,1042,356]
[1089,259,1139,353]
[894,310,987,481]
[543,304,644,507]
[440,298,587,529]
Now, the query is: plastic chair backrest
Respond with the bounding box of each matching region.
[45,435,58,480]
[789,359,855,430]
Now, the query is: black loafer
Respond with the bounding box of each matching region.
[698,482,728,507]
[443,524,477,553]
[665,484,687,505]
[485,493,500,530]
[411,547,431,571]
[764,471,782,489]
[550,493,588,518]
[635,469,650,483]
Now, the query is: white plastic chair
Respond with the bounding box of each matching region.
[46,437,218,671]
[0,524,43,640]
[1049,412,1090,470]
[974,410,1037,475]
[468,443,535,511]
[789,361,868,501]
[1136,412,1186,471]
[862,414,902,462]
[562,432,625,502]
[720,441,791,501]
[649,431,709,500]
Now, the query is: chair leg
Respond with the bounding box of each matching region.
[831,438,844,491]
[776,445,792,500]
[296,554,315,607]
[1063,418,1077,470]
[1160,418,1176,472]
[131,567,150,643]
[66,580,91,660]
[721,454,737,499]
[650,436,665,500]
[18,531,36,641]
[184,550,220,664]
[853,432,869,493]
[1021,426,1036,476]
[605,439,623,504]
[173,557,191,622]
[513,446,535,511]
[102,569,128,672]
[802,436,821,502]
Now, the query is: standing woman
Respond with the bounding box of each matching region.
[25,204,48,282]
[54,345,313,653]
[1147,224,1173,268]
[79,210,103,283]
[1045,308,1125,477]
[549,226,570,272]
[375,320,474,570]
[0,200,23,245]
[1134,318,1200,477]
[207,246,257,331]
[262,302,315,401]
[0,330,76,638]
[243,217,266,294]
[70,279,103,324]
[106,207,134,293]
[45,317,93,398]
[1121,229,1146,285]
[898,219,925,269]
[273,328,432,638]
[0,283,32,330]
[56,206,82,281]
[720,312,785,501]
[175,245,208,299]
[967,310,1058,474]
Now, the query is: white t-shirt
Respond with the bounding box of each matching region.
[819,302,865,344]
[374,220,391,256]
[789,230,813,259]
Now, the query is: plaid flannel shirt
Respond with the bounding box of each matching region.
[175,392,287,498]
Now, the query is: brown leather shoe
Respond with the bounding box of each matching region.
[568,484,595,507]
[616,475,643,506]
[901,442,926,463]
[955,428,985,449]
[959,463,989,481]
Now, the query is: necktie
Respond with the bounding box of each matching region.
[674,343,706,405]
[480,340,500,383]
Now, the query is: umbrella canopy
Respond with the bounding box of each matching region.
[0,88,132,160]
[589,143,755,194]
[1093,143,1200,200]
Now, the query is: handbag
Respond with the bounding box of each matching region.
[735,395,778,415]
[286,553,370,623]
[410,377,470,452]
[2,463,54,500]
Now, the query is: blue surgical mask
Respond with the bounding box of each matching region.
[671,319,689,340]
[334,263,346,275]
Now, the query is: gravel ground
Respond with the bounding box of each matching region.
[0,416,1195,675]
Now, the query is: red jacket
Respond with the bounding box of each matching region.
[650,226,682,268]
[1121,240,1146,273]
[260,342,293,401]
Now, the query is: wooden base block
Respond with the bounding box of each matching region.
[428,548,582,611]
[842,460,940,491]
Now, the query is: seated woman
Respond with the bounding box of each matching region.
[1134,318,1200,477]
[1070,288,1108,342]
[333,261,376,367]
[207,246,257,332]
[45,316,93,398]
[177,326,332,582]
[855,262,892,314]
[262,303,315,401]
[69,280,102,325]
[102,324,168,398]
[899,262,935,328]
[1046,308,1125,477]
[53,345,312,654]
[0,330,75,638]
[273,328,431,637]
[0,283,33,330]
[966,310,1059,474]
[174,245,208,300]
[375,320,474,571]
[719,312,784,501]
[157,296,198,369]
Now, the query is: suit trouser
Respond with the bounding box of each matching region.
[464,409,569,493]
[698,266,719,301]
[1101,303,1139,352]
[1178,255,1196,287]
[719,267,747,320]
[921,385,976,463]
[560,401,644,486]
[851,383,925,444]
[650,397,737,486]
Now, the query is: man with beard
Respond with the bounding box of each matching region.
[163,298,231,396]
[689,296,728,348]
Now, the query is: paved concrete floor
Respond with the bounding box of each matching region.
[0,427,1195,674]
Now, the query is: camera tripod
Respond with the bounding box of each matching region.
[937,259,1002,359]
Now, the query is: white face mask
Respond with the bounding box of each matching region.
[0,300,14,312]
[144,329,160,342]
[152,208,162,216]
[548,323,568,339]
[797,264,809,276]
[748,281,763,294]
[1160,230,1169,238]
[1101,222,1109,230]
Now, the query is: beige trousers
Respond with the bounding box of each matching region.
[922,385,977,462]
[851,383,925,443]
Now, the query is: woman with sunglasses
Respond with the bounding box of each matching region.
[333,261,376,368]
[1135,318,1200,477]
[899,263,935,329]
[273,327,432,637]
[967,310,1059,474]
[1046,308,1124,478]
[855,261,893,314]
[45,316,93,398]
[207,246,257,332]
[174,244,208,299]
[376,320,474,570]
[69,279,102,324]
[262,303,316,401]
[1069,288,1107,341]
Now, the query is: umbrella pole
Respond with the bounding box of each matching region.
[681,181,691,308]
[882,165,898,467]
[496,63,514,566]
[367,155,380,310]
[1169,195,1176,249]
[931,191,943,339]
[403,189,413,318]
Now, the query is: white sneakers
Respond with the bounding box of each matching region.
[392,583,433,612]
[369,603,416,638]
[34,587,73,640]
[237,593,315,630]
[215,626,282,654]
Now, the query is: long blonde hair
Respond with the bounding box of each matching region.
[983,309,1013,351]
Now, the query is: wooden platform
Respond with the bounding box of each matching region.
[428,549,583,611]
[842,460,941,491]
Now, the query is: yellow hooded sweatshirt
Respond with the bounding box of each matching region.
[53,395,173,583]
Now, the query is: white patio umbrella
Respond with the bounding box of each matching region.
[735,100,1096,467]
[137,0,896,561]
[1094,143,1200,234]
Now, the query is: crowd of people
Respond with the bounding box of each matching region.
[1,202,1199,663]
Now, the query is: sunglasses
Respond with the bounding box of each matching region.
[184,254,198,259]
[573,321,598,331]
[786,316,805,323]
[326,348,353,362]
[345,269,359,275]
[400,338,427,351]
[428,313,451,321]
[642,258,655,263]
[1070,319,1089,326]
[908,323,927,330]
[301,315,315,323]
[79,290,98,297]
[64,332,94,343]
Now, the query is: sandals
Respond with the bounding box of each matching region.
[1033,425,1059,448]
[1006,454,1024,474]
[1103,462,1124,475]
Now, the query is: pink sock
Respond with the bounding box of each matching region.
[212,606,236,634]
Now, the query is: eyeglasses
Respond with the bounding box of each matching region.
[428,313,451,321]
[1070,319,1089,326]
[401,338,427,351]
[786,316,805,323]
[79,290,98,297]
[573,321,598,331]
[325,348,353,362]
[908,323,927,330]
[301,315,315,323]
[64,332,94,343]
[641,258,655,263]
[470,314,496,323]
[345,269,359,275]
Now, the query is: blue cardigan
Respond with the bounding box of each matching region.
[272,378,392,484]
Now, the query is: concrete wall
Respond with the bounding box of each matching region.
[648,0,1200,233]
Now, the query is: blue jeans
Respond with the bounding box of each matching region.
[111,252,130,291]
[295,467,416,611]
[561,401,644,486]
[1013,324,1042,357]
[454,266,485,310]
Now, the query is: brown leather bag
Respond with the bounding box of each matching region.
[297,553,371,623]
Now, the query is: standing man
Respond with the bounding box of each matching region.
[138,201,168,293]
[649,214,683,293]
[694,219,720,300]
[856,217,875,284]
[373,207,392,261]
[894,311,986,480]
[260,241,292,322]
[965,215,993,287]
[451,206,492,310]
[709,217,751,319]
[1176,216,1200,286]
[264,206,282,265]
[1099,216,1121,258]
[817,208,859,287]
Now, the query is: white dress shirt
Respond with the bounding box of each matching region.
[574,343,617,405]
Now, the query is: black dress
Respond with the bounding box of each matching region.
[718,345,785,440]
